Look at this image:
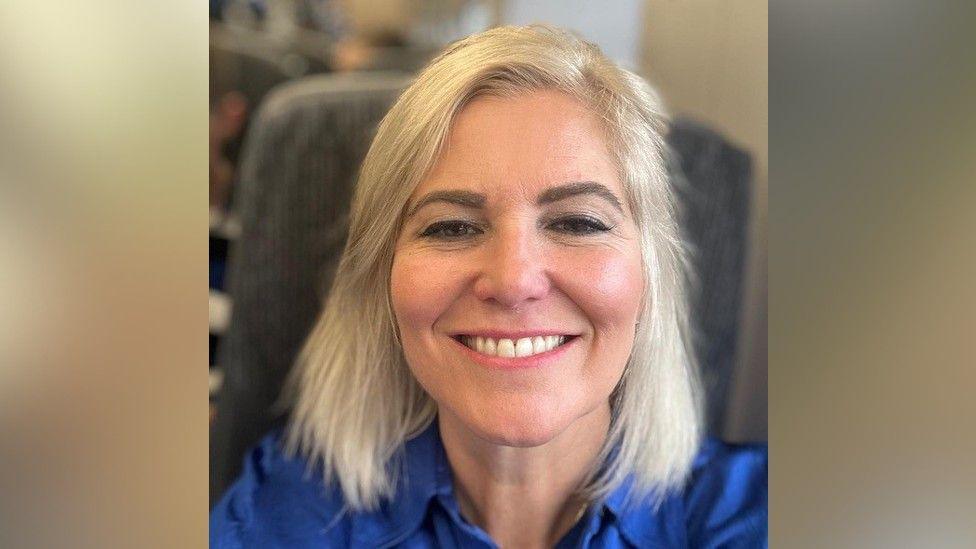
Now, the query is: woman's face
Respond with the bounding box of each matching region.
[391,90,644,447]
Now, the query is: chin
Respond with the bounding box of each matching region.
[465,400,572,448]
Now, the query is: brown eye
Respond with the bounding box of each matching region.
[420,220,483,239]
[547,215,611,235]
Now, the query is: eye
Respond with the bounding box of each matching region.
[547,215,612,235]
[419,220,483,239]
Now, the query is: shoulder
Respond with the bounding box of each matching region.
[683,437,768,548]
[210,431,352,549]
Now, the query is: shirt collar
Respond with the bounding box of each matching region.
[351,421,681,548]
[603,473,683,547]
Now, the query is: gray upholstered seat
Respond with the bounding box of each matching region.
[210,72,412,506]
[667,118,752,437]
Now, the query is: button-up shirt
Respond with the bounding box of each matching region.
[211,423,767,548]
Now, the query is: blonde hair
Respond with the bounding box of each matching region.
[285,24,702,510]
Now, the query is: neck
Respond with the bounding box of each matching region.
[438,406,611,548]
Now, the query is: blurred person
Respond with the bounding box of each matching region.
[212,0,348,44]
[209,91,248,209]
[210,25,767,548]
[211,0,268,26]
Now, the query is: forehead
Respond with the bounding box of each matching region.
[416,90,623,201]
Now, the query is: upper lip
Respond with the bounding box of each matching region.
[450,329,580,339]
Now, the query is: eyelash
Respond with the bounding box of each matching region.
[419,220,484,239]
[418,215,612,240]
[546,215,612,235]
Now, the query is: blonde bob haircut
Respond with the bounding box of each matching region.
[285,24,703,511]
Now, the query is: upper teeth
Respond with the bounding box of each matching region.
[462,335,567,358]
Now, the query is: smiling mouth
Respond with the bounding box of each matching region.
[453,334,576,358]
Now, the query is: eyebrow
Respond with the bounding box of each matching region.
[405,180,624,219]
[405,190,486,218]
[537,181,624,213]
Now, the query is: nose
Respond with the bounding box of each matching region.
[472,225,551,309]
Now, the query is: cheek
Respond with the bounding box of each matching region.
[390,250,471,404]
[556,246,644,330]
[390,250,460,337]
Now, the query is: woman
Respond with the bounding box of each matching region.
[211,25,767,548]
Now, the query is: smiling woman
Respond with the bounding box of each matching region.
[211,24,766,548]
[391,90,645,455]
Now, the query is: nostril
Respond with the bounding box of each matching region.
[472,262,552,307]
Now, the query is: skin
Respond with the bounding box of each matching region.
[390,90,644,548]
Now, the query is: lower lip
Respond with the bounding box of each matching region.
[451,336,577,370]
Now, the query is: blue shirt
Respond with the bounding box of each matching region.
[211,424,767,548]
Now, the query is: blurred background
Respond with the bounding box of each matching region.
[206,0,768,507]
